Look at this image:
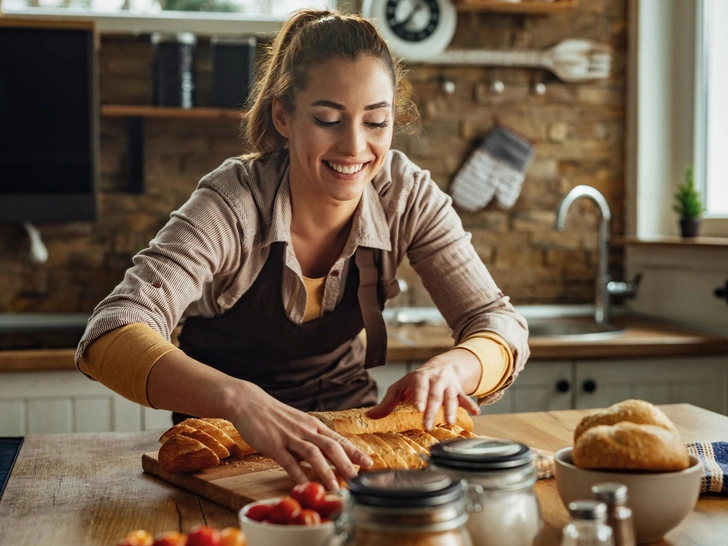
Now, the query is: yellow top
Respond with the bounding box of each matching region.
[78,275,513,407]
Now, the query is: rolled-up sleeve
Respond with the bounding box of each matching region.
[398,165,530,403]
[75,186,244,370]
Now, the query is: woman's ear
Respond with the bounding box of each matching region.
[271,98,291,139]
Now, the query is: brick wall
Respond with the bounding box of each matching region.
[0,0,627,312]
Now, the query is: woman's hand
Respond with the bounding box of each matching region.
[366,348,481,430]
[229,382,373,491]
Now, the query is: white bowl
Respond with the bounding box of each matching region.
[554,447,702,544]
[238,497,337,546]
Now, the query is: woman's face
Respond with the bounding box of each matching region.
[273,55,395,206]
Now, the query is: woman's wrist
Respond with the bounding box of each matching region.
[442,347,482,395]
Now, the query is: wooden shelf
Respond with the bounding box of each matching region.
[618,236,728,249]
[101,105,243,120]
[454,0,578,13]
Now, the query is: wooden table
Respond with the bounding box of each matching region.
[0,404,726,545]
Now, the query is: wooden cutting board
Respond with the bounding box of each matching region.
[142,451,297,512]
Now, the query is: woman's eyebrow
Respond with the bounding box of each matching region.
[310,100,391,111]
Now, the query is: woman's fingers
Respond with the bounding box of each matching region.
[423,380,444,430]
[289,437,339,491]
[274,447,310,485]
[459,392,481,415]
[328,430,374,470]
[443,386,459,425]
[366,383,404,419]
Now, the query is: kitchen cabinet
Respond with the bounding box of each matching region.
[0,369,172,435]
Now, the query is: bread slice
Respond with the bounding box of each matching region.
[374,433,426,469]
[343,434,389,470]
[310,404,474,436]
[159,423,197,445]
[181,428,229,459]
[574,399,678,444]
[201,418,255,457]
[428,427,461,442]
[182,418,237,453]
[401,430,440,451]
[397,434,430,457]
[358,433,408,469]
[158,434,220,474]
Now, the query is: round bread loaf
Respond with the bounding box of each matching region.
[573,399,677,444]
[572,421,690,471]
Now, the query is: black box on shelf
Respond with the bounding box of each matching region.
[211,36,257,109]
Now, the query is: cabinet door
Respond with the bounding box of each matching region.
[480,360,574,415]
[574,357,728,414]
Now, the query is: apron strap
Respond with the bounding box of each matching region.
[355,247,387,369]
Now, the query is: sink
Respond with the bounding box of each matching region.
[384,305,626,340]
[526,316,625,341]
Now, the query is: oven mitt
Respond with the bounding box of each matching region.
[686,441,728,495]
[449,122,536,212]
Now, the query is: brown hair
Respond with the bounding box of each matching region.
[241,9,418,158]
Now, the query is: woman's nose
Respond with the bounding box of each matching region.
[338,125,367,156]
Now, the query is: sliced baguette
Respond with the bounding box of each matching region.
[358,433,409,469]
[201,418,255,457]
[428,427,461,442]
[180,429,229,459]
[182,418,237,453]
[375,433,426,469]
[343,434,389,471]
[401,430,440,451]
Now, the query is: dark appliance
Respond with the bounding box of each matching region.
[210,35,256,109]
[0,19,99,223]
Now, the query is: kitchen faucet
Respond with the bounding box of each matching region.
[555,185,640,325]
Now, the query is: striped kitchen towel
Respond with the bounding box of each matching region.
[686,441,728,495]
[450,122,535,212]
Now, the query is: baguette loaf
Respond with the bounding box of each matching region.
[573,399,678,444]
[310,404,474,435]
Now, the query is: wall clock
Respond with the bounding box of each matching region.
[362,0,457,61]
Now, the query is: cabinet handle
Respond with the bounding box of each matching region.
[556,379,571,393]
[582,379,597,393]
[714,279,728,304]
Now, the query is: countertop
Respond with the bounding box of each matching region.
[2,314,728,372]
[0,404,725,545]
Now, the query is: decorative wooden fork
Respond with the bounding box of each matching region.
[424,39,612,82]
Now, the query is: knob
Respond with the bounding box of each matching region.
[556,379,571,393]
[715,279,728,304]
[582,379,597,393]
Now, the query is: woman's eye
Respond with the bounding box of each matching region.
[314,118,339,128]
[367,121,389,129]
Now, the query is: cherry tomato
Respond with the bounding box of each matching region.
[152,531,187,546]
[245,502,272,522]
[267,497,302,525]
[186,524,220,546]
[316,495,343,519]
[290,482,326,510]
[117,530,153,546]
[292,509,322,526]
[218,527,246,546]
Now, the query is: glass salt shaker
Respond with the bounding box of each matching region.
[329,469,473,546]
[592,483,636,546]
[561,500,614,546]
[428,438,542,546]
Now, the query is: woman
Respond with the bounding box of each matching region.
[76,9,530,491]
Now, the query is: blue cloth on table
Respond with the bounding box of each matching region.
[686,441,728,495]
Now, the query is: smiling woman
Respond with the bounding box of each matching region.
[74,8,529,492]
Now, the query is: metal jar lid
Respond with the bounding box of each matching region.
[210,35,257,46]
[429,438,533,472]
[568,500,608,522]
[348,469,464,509]
[151,32,197,45]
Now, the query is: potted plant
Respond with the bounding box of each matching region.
[672,165,704,238]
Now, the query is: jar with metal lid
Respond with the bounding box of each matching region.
[330,469,473,546]
[428,438,542,546]
[151,31,196,108]
[591,483,635,546]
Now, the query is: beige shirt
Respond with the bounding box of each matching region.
[76,150,530,404]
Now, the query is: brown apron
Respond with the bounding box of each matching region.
[174,242,387,423]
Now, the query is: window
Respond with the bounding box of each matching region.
[696,0,728,217]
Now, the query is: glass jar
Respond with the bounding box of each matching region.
[591,483,636,546]
[330,469,473,546]
[428,438,542,546]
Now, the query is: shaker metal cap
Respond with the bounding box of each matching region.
[348,469,464,508]
[592,482,628,506]
[568,500,608,521]
[151,32,197,45]
[429,438,532,471]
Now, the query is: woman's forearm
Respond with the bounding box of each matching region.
[146,350,249,422]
